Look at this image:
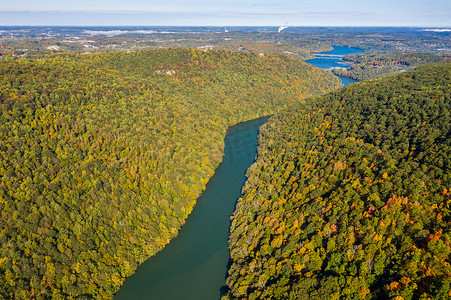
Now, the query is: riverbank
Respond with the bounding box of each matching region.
[305,46,364,86]
[115,116,270,300]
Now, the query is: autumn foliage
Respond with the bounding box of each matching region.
[225,63,451,299]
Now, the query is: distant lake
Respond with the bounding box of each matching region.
[305,46,363,86]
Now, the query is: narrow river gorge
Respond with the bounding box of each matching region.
[115,46,362,300]
[115,117,270,300]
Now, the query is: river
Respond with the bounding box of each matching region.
[115,46,362,300]
[305,46,363,87]
[115,116,270,300]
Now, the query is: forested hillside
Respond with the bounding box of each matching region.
[225,63,451,299]
[0,48,339,298]
[332,52,449,81]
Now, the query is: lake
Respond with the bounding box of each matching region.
[305,46,363,86]
[115,116,270,300]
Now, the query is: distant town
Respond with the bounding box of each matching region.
[1,26,450,61]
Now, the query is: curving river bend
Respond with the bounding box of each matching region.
[115,46,362,300]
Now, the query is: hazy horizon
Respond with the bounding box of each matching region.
[1,25,451,29]
[0,0,450,27]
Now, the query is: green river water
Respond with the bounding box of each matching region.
[115,116,270,300]
[115,46,362,300]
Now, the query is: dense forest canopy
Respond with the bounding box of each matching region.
[225,63,451,299]
[2,27,450,60]
[333,52,450,81]
[0,48,339,298]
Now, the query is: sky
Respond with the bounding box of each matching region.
[0,0,450,27]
